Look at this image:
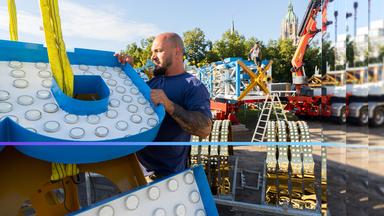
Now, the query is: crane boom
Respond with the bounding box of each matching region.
[291,0,332,92]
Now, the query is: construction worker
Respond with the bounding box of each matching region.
[248,42,261,66]
[117,32,212,179]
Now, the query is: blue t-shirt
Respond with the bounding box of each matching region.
[137,72,211,176]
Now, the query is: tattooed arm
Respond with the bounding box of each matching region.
[169,103,212,138]
[151,89,212,138]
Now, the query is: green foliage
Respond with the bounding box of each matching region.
[261,38,320,83]
[183,28,210,66]
[122,28,323,82]
[245,37,259,51]
[124,36,154,68]
[321,40,336,71]
[277,39,296,82]
[368,45,384,64]
[262,39,295,82]
[303,42,321,78]
[212,30,248,60]
[346,35,355,67]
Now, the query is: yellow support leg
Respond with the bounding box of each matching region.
[0,147,146,216]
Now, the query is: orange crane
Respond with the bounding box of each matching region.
[291,0,333,92]
[286,0,338,121]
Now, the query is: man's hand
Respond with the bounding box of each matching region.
[114,53,134,66]
[150,89,174,114]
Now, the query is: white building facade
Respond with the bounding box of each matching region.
[334,20,384,66]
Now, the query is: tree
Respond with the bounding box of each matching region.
[183,28,210,66]
[262,39,295,82]
[369,44,384,64]
[346,35,355,67]
[379,45,384,62]
[120,28,323,84]
[304,43,321,78]
[258,38,321,83]
[321,40,336,72]
[124,36,154,68]
[212,30,248,60]
[199,40,220,66]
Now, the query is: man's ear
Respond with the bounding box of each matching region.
[175,47,184,56]
[175,48,180,56]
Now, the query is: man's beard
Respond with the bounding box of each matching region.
[153,57,172,77]
[153,66,167,77]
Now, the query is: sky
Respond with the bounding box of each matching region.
[0,0,382,52]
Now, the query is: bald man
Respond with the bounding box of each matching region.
[118,33,212,177]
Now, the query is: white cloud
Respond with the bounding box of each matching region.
[0,6,44,38]
[0,1,160,50]
[59,1,160,42]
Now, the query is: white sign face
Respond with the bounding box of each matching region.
[0,61,159,141]
[73,170,206,216]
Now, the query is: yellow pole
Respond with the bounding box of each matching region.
[7,0,18,41]
[40,0,74,97]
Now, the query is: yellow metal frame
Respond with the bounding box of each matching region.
[307,75,322,87]
[321,73,341,86]
[346,70,362,84]
[0,147,146,216]
[308,73,343,87]
[237,60,272,101]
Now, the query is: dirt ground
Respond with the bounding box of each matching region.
[75,120,383,216]
[218,120,384,216]
[16,118,381,216]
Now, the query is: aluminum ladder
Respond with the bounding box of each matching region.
[251,93,287,142]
